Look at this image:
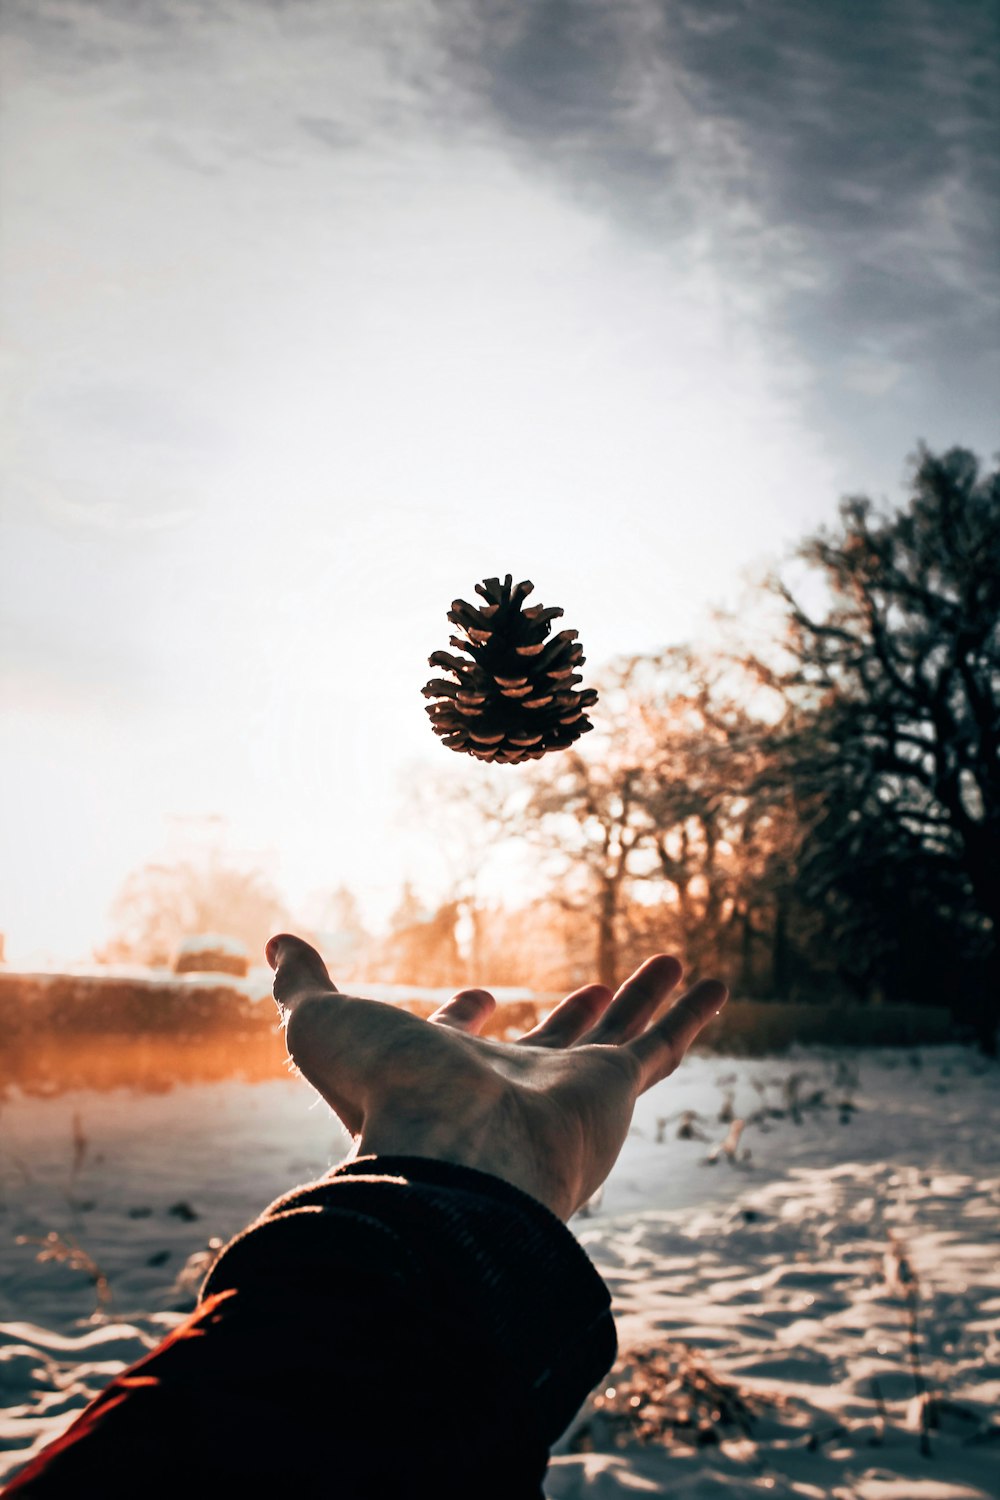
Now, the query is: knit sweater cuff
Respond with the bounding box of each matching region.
[202,1154,616,1443]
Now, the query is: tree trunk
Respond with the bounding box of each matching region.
[596,882,619,990]
[961,824,1000,1055]
[739,909,754,993]
[772,900,789,999]
[973,942,1000,1057]
[468,903,485,984]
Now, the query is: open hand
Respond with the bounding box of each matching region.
[267,935,728,1221]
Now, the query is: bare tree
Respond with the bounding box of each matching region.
[401,763,524,979]
[423,649,796,992]
[310,885,372,981]
[101,854,290,969]
[757,445,1000,1047]
[524,749,649,988]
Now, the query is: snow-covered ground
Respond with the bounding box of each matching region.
[1,1046,997,1496]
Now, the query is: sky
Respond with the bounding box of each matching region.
[2,0,998,965]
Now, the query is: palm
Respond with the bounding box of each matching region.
[269,935,726,1221]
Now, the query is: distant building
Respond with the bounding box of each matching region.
[173,933,250,979]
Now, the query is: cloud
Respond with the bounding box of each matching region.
[433,0,999,461]
[841,357,904,399]
[452,2,997,298]
[4,0,994,501]
[12,0,994,372]
[297,116,362,151]
[36,494,196,534]
[40,380,225,452]
[0,576,147,711]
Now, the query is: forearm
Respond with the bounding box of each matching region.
[6,1158,616,1498]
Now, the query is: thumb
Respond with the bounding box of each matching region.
[265,933,338,1011]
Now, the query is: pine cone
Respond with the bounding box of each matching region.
[422,575,598,764]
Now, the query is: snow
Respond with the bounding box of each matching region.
[1,1045,997,1497]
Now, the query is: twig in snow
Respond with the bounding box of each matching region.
[707,1119,748,1166]
[569,1341,790,1452]
[70,1110,88,1180]
[17,1230,112,1317]
[883,1230,932,1457]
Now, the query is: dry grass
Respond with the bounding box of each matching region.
[568,1342,792,1451]
[15,1232,112,1318]
[882,1229,932,1456]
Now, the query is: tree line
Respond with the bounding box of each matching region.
[425,444,998,1048]
[103,446,998,1050]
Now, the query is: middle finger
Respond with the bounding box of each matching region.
[518,984,613,1048]
[578,955,683,1045]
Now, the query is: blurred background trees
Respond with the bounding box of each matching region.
[99,852,290,970]
[401,443,999,1049]
[97,445,997,1048]
[754,445,999,1047]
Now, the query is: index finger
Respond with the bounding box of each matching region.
[626,979,728,1090]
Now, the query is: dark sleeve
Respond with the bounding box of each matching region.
[5,1156,616,1499]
